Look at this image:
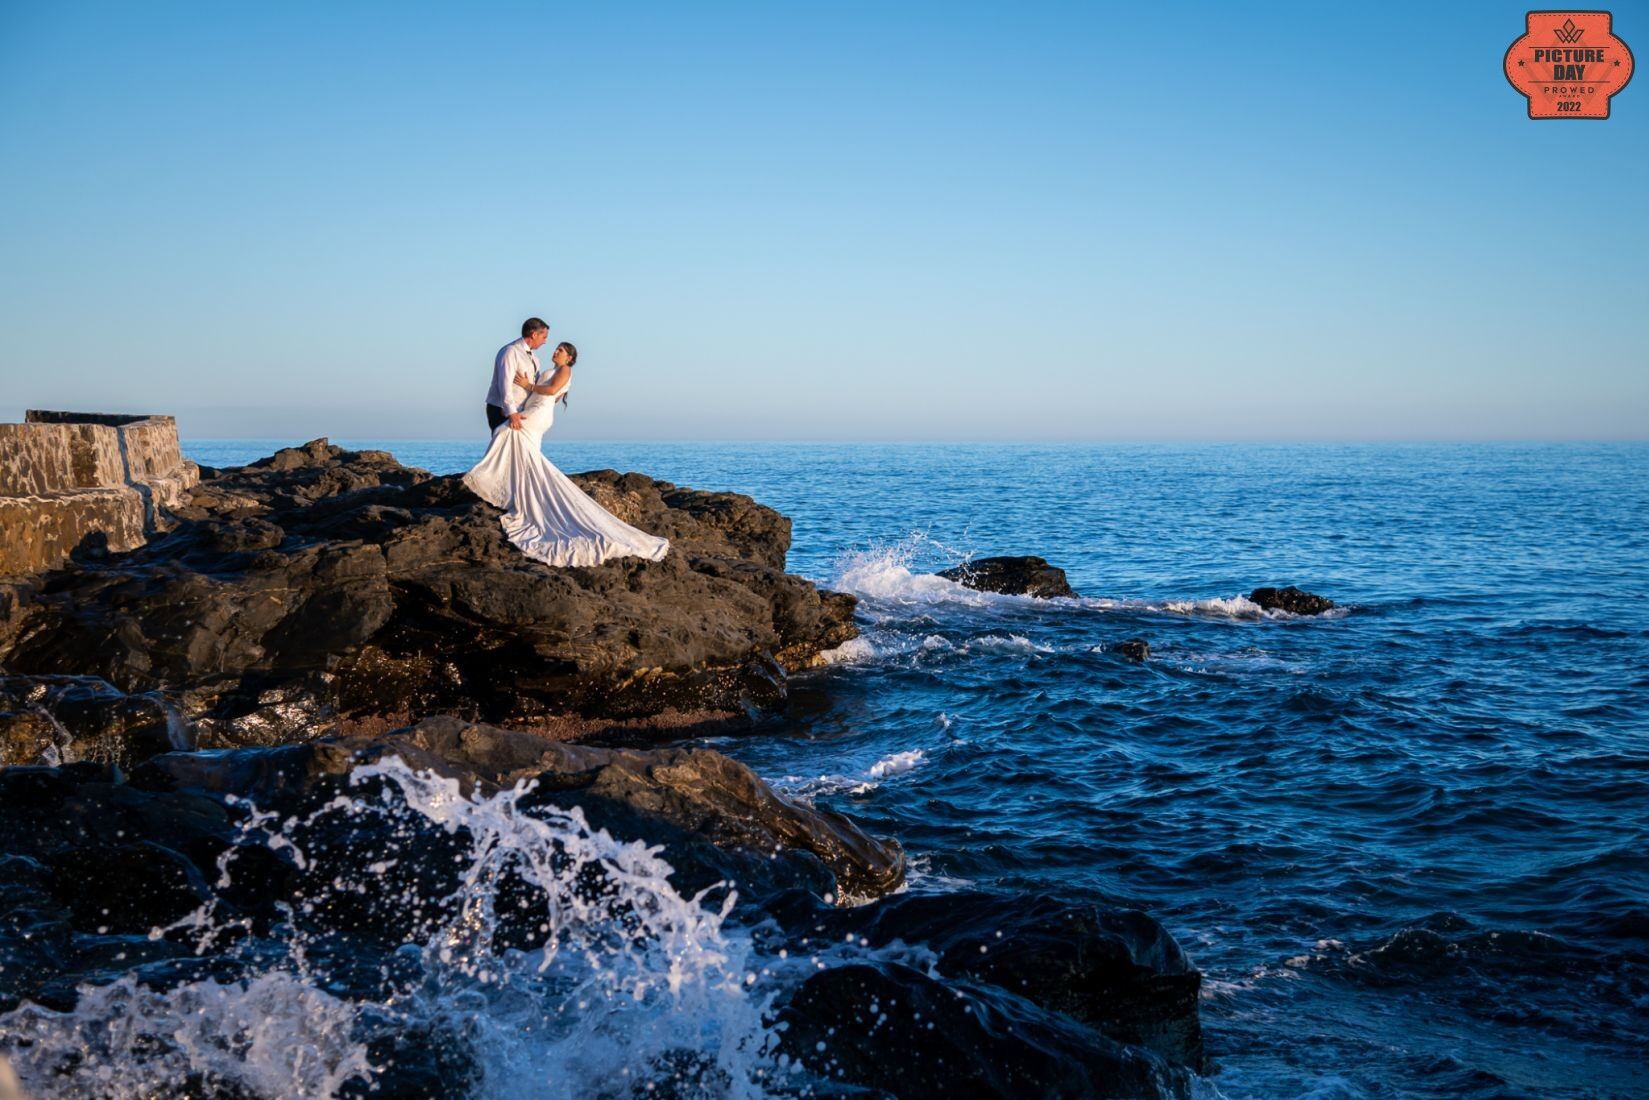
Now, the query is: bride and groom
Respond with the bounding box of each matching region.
[463,318,669,568]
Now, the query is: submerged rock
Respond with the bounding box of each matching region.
[1248,585,1335,615]
[0,440,859,759]
[936,555,1078,599]
[1110,638,1152,661]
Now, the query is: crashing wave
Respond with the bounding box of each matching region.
[0,759,793,1099]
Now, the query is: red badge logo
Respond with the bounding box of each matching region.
[1506,11,1634,118]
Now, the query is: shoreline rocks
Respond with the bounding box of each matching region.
[937,555,1078,599]
[128,715,908,904]
[776,961,1194,1097]
[0,716,1201,1097]
[0,439,858,765]
[763,888,1204,1072]
[0,434,1209,1095]
[1109,637,1152,661]
[1249,585,1335,615]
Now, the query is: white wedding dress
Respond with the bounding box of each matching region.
[462,376,670,567]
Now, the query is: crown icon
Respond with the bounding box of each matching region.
[1553,18,1585,44]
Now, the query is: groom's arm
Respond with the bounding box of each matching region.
[518,364,570,396]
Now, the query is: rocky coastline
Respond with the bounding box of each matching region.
[0,436,1207,1097]
[1,438,858,765]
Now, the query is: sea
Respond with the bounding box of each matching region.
[82,441,1649,1095]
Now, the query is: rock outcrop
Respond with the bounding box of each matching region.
[0,719,1204,1098]
[775,963,1194,1097]
[1248,585,1336,615]
[131,715,905,902]
[0,439,857,763]
[1108,637,1152,661]
[763,889,1204,1072]
[0,723,903,1017]
[0,411,199,575]
[137,716,907,901]
[0,674,184,769]
[938,555,1079,599]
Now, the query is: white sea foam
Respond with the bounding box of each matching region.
[902,853,975,892]
[831,535,1031,614]
[867,749,926,779]
[776,747,931,802]
[0,973,370,1098]
[817,636,879,665]
[0,759,802,1099]
[1162,595,1269,618]
[1080,594,1350,621]
[966,633,1055,655]
[834,536,1346,630]
[818,632,966,667]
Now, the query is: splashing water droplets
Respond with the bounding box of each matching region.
[0,758,802,1098]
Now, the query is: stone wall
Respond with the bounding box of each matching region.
[0,411,199,575]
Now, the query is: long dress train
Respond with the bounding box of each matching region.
[462,379,669,567]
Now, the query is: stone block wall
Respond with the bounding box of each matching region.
[0,411,200,575]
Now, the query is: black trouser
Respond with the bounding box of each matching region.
[486,403,506,431]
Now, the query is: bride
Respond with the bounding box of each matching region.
[463,341,670,567]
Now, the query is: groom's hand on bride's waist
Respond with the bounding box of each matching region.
[508,413,524,431]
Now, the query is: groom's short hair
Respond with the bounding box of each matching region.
[522,317,549,338]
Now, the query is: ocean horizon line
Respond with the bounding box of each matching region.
[181,436,1649,447]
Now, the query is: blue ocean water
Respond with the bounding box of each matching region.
[184,439,1649,1098]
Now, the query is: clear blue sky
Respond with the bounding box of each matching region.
[2,1,1645,440]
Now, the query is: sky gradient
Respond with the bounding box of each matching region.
[2,1,1645,440]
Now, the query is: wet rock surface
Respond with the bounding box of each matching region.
[764,889,1203,1072]
[0,674,182,769]
[0,718,1199,1097]
[134,716,908,903]
[1109,637,1152,661]
[0,719,900,1002]
[1248,585,1336,615]
[776,962,1193,1098]
[0,440,858,762]
[937,555,1079,599]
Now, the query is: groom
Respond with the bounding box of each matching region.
[485,317,550,432]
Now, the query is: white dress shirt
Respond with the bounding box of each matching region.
[486,338,540,416]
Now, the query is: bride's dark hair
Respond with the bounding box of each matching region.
[554,342,577,406]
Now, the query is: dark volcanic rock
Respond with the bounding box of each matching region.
[937,555,1078,599]
[776,962,1192,1098]
[0,674,182,768]
[767,889,1205,1096]
[0,717,904,1005]
[1248,585,1335,615]
[0,440,859,761]
[131,715,906,904]
[1110,638,1151,661]
[0,722,1207,1096]
[765,889,1203,1071]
